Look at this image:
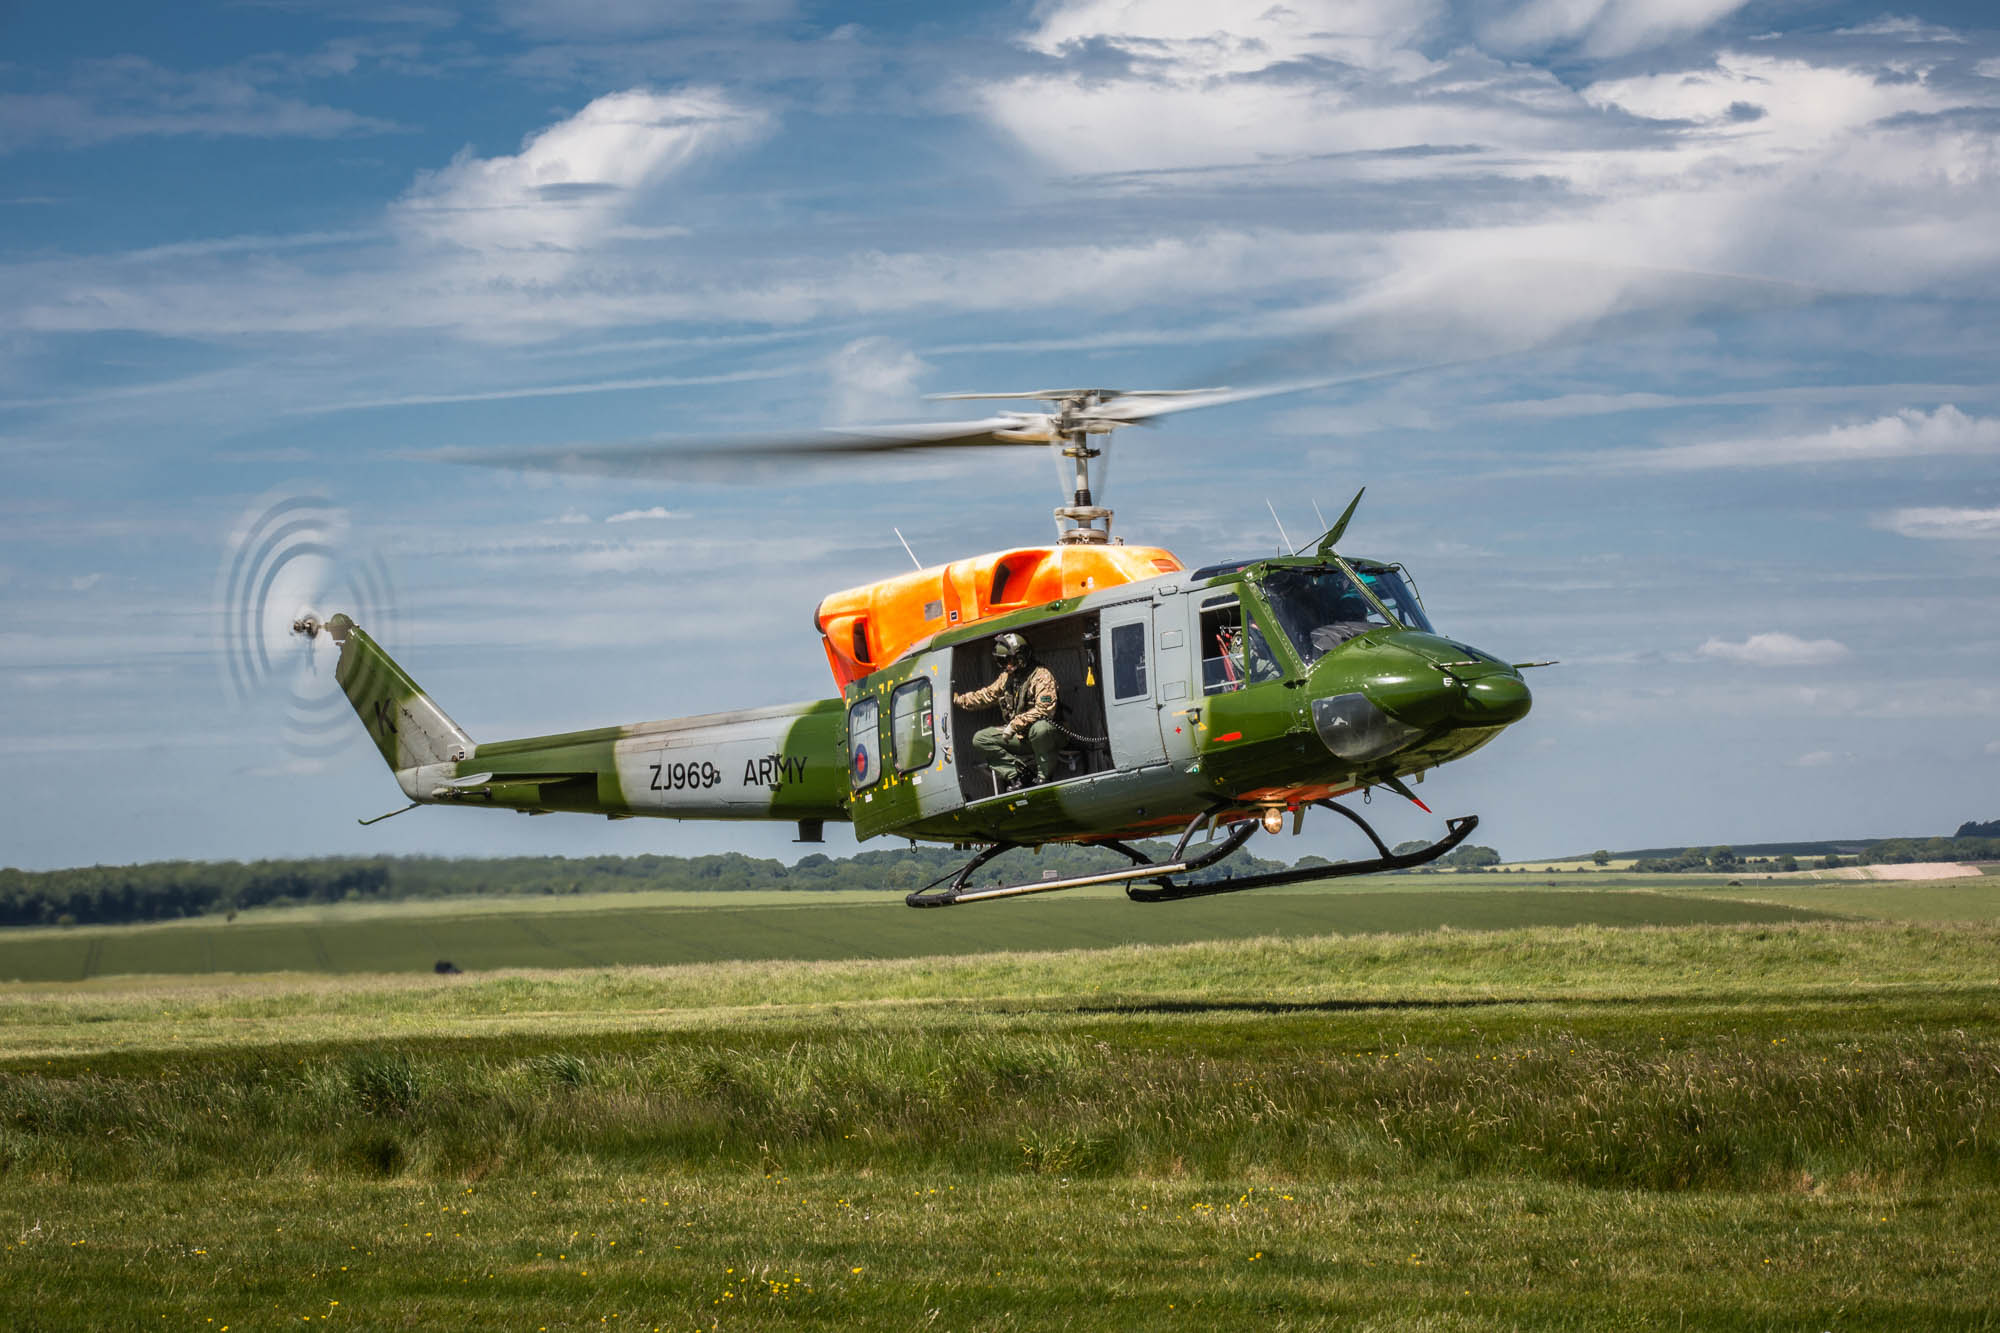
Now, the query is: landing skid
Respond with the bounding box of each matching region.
[904,801,1478,908]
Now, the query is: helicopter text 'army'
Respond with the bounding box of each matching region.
[297,385,1544,906]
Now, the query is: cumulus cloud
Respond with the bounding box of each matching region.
[393,88,770,256]
[826,337,927,424]
[980,0,1467,175]
[1697,633,1851,667]
[1876,506,2000,539]
[1626,406,2000,470]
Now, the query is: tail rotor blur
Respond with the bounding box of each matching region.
[216,490,400,759]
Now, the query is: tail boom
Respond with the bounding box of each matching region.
[318,614,848,825]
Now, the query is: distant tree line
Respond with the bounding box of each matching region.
[1629,837,2000,874]
[1957,819,2000,839]
[0,839,1310,929]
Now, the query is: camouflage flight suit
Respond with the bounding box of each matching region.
[954,664,1061,789]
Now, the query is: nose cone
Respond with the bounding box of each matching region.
[1457,671,1532,726]
[1307,633,1533,766]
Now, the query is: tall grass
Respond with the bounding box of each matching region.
[4,1017,1994,1193]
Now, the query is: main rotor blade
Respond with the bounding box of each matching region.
[425,416,1044,478]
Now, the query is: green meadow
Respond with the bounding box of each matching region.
[0,878,1830,983]
[2,874,1996,1328]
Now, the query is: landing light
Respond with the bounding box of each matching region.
[1261,807,1287,835]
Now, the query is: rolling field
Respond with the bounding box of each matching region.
[3,876,1996,1329]
[0,880,1833,983]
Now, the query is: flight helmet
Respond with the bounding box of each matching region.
[992,632,1033,668]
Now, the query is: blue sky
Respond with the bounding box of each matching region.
[3,0,1998,871]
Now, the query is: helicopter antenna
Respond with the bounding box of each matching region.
[892,527,923,570]
[1266,500,1293,555]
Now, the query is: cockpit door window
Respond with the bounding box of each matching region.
[1198,595,1283,695]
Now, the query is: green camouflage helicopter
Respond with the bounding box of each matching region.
[292,386,1541,906]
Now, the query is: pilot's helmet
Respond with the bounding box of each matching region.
[993,632,1033,667]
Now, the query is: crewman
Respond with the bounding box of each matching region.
[954,632,1060,792]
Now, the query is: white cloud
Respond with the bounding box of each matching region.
[603,506,682,523]
[393,88,769,257]
[1697,633,1851,667]
[1979,58,2000,79]
[1023,0,1443,73]
[1580,51,1950,154]
[1787,749,1844,768]
[1876,506,2000,540]
[68,572,103,592]
[1626,406,2000,471]
[980,0,1470,175]
[1832,16,1966,43]
[1484,0,1753,59]
[826,337,927,424]
[544,509,592,525]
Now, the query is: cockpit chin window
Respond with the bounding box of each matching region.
[1258,564,1434,667]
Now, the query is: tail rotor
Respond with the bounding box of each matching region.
[216,490,400,759]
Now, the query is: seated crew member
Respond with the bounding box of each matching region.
[953,632,1060,793]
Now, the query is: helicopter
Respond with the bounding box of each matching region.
[291,384,1543,907]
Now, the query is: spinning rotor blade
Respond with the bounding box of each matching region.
[428,416,1046,478]
[215,489,400,760]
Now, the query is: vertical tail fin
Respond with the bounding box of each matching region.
[323,613,472,771]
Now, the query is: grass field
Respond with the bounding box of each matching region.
[0,879,1834,983]
[3,876,1997,1328]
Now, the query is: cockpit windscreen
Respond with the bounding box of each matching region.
[1258,563,1434,667]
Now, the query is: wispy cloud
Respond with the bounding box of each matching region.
[1787,749,1846,768]
[0,56,397,152]
[291,366,799,415]
[1697,633,1851,667]
[1876,506,2000,540]
[1832,15,1966,43]
[1623,406,2000,471]
[1484,0,1755,59]
[603,506,681,523]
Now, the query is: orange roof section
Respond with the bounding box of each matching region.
[815,543,1184,689]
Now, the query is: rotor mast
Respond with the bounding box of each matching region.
[930,385,1231,545]
[1052,389,1115,545]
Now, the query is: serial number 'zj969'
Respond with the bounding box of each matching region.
[650,760,722,791]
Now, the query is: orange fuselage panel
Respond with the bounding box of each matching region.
[815,544,1183,689]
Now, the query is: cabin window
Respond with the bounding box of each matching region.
[1199,595,1281,694]
[1110,621,1148,701]
[847,697,882,788]
[891,680,934,771]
